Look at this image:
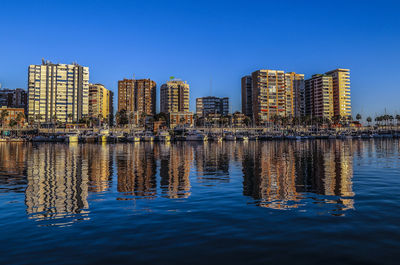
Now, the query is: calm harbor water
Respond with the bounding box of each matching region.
[0,140,399,264]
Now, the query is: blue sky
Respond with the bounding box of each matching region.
[0,0,399,118]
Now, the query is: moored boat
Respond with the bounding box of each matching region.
[141,131,155,142]
[186,130,206,141]
[156,130,171,142]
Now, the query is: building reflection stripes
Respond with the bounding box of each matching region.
[0,140,379,225]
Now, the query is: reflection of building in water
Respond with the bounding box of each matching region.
[194,142,230,185]
[0,143,27,193]
[242,141,298,209]
[295,141,354,210]
[159,143,192,198]
[85,145,113,192]
[116,143,157,199]
[243,141,355,212]
[25,144,89,224]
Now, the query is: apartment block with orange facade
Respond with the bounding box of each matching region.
[0,106,25,126]
[118,78,156,125]
[246,70,304,125]
[304,74,334,119]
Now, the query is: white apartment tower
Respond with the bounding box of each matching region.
[28,60,89,123]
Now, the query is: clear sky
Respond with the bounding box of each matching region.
[1,0,399,118]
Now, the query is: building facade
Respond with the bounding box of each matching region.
[27,60,89,123]
[241,75,253,117]
[160,79,189,114]
[89,83,113,122]
[0,88,28,113]
[0,106,25,126]
[118,78,156,117]
[304,74,334,119]
[243,69,304,125]
[304,69,351,119]
[325,69,351,118]
[285,72,305,117]
[196,96,229,117]
[168,112,194,128]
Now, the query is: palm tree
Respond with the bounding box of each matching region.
[243,116,251,127]
[271,114,281,128]
[396,114,400,128]
[140,113,147,127]
[15,112,25,136]
[332,115,341,126]
[389,115,394,128]
[356,113,362,122]
[98,114,103,127]
[0,109,9,130]
[16,112,25,125]
[35,114,43,129]
[9,119,17,129]
[366,117,372,126]
[67,113,73,123]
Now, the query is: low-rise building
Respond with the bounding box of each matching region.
[0,106,25,126]
[196,96,229,117]
[168,112,194,128]
[0,88,27,112]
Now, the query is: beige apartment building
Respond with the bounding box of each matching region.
[160,79,190,113]
[304,68,351,119]
[325,69,351,118]
[27,60,89,123]
[89,83,113,122]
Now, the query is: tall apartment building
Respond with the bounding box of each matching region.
[160,79,189,113]
[89,83,113,122]
[304,74,334,118]
[118,78,156,116]
[325,69,351,117]
[304,69,351,119]
[241,75,253,117]
[285,72,305,117]
[242,69,304,125]
[27,60,89,123]
[196,96,229,117]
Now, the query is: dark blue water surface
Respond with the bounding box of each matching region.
[0,140,399,265]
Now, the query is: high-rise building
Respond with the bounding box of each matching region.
[196,96,229,117]
[304,74,334,118]
[304,69,351,120]
[244,69,304,125]
[241,75,253,117]
[285,72,305,117]
[325,69,351,118]
[89,83,113,122]
[27,60,89,123]
[118,78,156,116]
[160,79,189,113]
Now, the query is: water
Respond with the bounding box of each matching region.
[0,140,399,264]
